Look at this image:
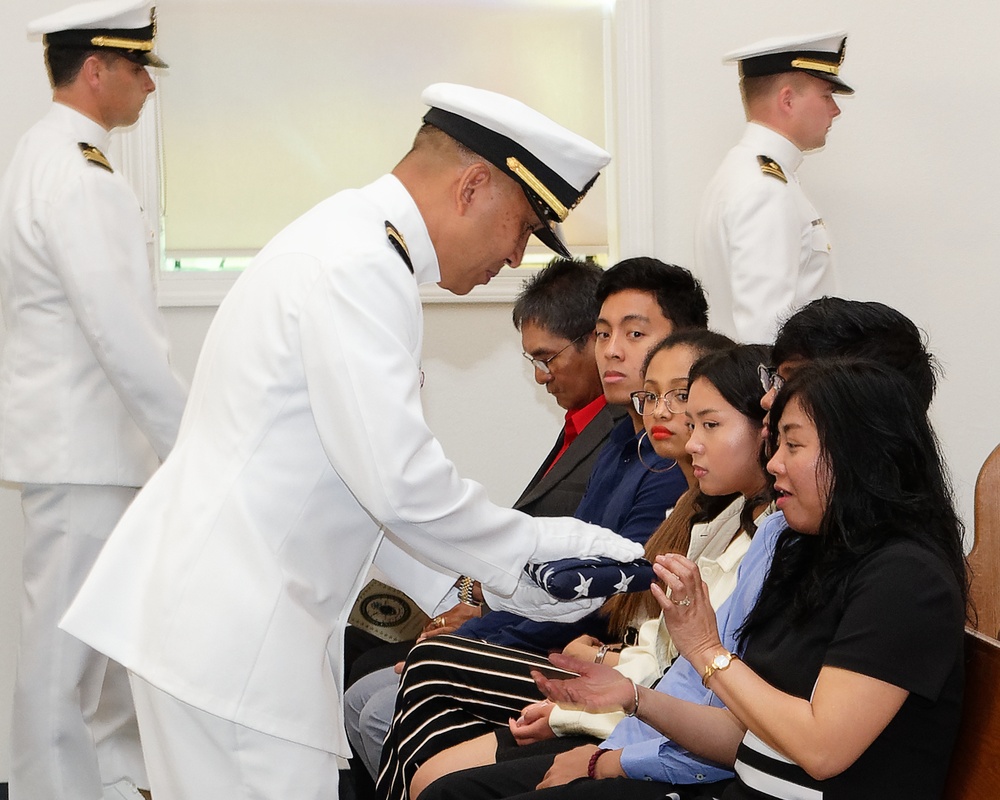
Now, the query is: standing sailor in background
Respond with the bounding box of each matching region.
[695,31,852,343]
[61,83,643,799]
[0,2,186,799]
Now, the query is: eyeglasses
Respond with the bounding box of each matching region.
[758,364,785,394]
[522,332,588,375]
[630,388,689,416]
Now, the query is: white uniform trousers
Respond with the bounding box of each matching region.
[10,484,146,800]
[130,675,341,799]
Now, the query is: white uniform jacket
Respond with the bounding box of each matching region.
[0,103,186,486]
[694,122,838,344]
[62,175,614,756]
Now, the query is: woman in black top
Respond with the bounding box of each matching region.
[537,359,968,799]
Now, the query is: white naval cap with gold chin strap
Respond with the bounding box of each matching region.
[421,82,611,258]
[724,30,853,95]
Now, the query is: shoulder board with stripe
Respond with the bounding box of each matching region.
[78,143,113,173]
[385,221,413,274]
[756,155,786,184]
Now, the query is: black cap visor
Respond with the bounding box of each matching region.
[519,186,571,257]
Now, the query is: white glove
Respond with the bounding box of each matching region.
[482,577,607,623]
[529,518,644,566]
[482,519,644,621]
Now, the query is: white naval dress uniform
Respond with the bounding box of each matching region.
[0,102,187,798]
[694,122,838,344]
[61,174,631,797]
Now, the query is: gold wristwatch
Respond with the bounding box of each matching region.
[457,576,481,607]
[702,651,739,688]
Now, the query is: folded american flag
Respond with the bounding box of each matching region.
[525,556,655,600]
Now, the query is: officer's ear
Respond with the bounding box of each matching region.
[776,82,797,114]
[78,53,104,89]
[455,162,492,217]
[78,51,122,93]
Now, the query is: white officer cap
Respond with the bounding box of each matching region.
[29,0,167,69]
[421,82,611,258]
[724,30,852,95]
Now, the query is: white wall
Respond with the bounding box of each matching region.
[3,0,1000,781]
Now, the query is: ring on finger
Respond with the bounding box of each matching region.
[433,615,446,628]
[671,597,692,607]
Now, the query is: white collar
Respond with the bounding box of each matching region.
[362,174,441,286]
[48,101,112,153]
[741,122,804,174]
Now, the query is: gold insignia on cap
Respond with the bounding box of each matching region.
[506,157,569,222]
[790,57,839,76]
[791,35,846,76]
[78,143,113,172]
[757,155,786,184]
[90,35,154,51]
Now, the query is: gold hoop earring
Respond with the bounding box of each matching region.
[637,430,677,474]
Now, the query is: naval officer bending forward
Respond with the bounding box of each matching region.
[61,83,643,799]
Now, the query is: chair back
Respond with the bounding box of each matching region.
[969,443,1000,638]
[943,628,1000,798]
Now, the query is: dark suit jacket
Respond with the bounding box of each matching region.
[512,403,627,518]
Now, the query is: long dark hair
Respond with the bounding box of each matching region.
[740,359,968,644]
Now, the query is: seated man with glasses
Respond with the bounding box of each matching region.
[512,258,625,518]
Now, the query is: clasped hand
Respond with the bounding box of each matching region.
[508,700,555,746]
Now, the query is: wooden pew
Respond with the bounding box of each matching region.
[969,443,1000,638]
[943,628,1000,798]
